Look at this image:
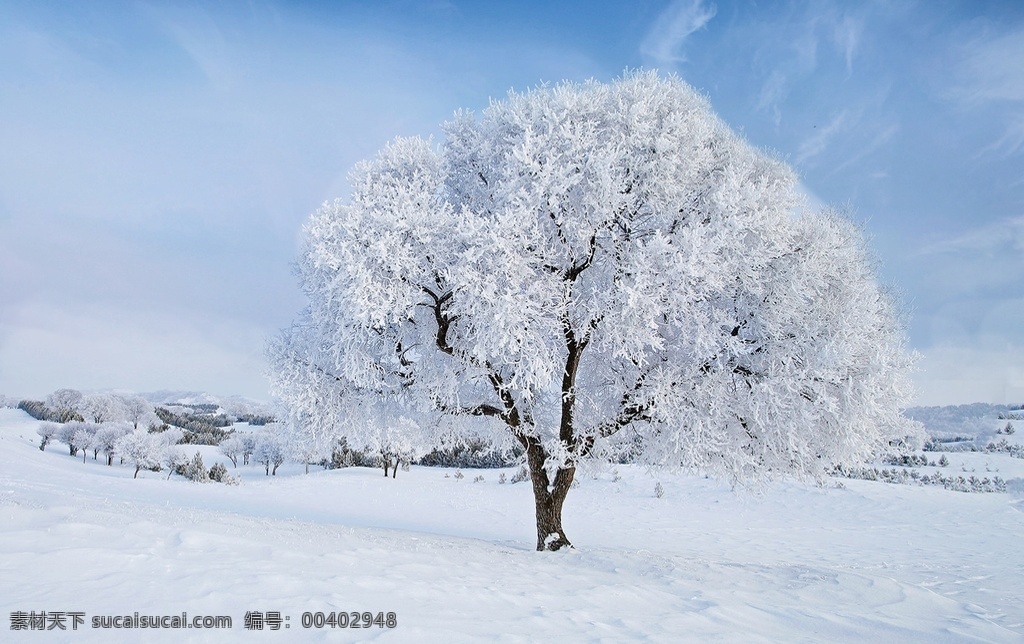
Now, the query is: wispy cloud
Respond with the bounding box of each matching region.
[640,0,717,66]
[831,123,898,174]
[946,26,1024,157]
[917,215,1024,257]
[950,28,1024,105]
[142,4,236,89]
[796,109,849,165]
[831,13,862,76]
[981,115,1024,158]
[751,3,869,123]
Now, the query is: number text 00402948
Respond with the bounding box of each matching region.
[301,611,397,629]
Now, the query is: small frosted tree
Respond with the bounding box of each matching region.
[219,434,246,468]
[232,433,255,465]
[37,422,60,451]
[253,430,286,476]
[46,388,83,423]
[81,393,127,424]
[56,423,81,456]
[94,422,132,466]
[283,419,336,475]
[163,446,188,479]
[114,430,162,478]
[270,72,920,550]
[69,423,97,464]
[120,395,154,430]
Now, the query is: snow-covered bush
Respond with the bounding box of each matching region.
[208,462,237,484]
[181,452,209,483]
[510,465,530,484]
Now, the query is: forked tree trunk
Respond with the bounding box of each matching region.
[526,441,575,551]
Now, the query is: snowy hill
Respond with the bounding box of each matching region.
[2,407,1022,641]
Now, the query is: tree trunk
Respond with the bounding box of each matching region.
[526,441,574,551]
[134,465,141,479]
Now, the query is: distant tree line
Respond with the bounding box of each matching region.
[18,400,83,423]
[153,407,233,445]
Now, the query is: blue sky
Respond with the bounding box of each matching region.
[1,0,1022,405]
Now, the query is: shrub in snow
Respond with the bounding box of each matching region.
[209,462,227,482]
[655,482,665,498]
[182,452,209,483]
[419,438,520,469]
[831,465,1006,493]
[473,475,484,483]
[208,462,237,484]
[510,465,530,485]
[268,72,921,550]
[498,472,507,484]
[453,470,464,480]
[1004,422,1015,435]
[939,455,949,467]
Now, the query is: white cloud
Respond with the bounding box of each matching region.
[640,0,717,66]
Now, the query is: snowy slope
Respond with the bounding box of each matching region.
[1,407,1022,642]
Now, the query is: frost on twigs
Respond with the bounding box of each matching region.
[269,71,921,550]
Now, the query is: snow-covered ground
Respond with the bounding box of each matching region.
[2,407,1022,642]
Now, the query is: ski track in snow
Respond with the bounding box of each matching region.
[1,408,1022,642]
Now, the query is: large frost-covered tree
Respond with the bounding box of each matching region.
[270,72,920,550]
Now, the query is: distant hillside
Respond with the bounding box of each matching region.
[905,403,1021,440]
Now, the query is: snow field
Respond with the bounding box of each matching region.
[2,408,1022,642]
